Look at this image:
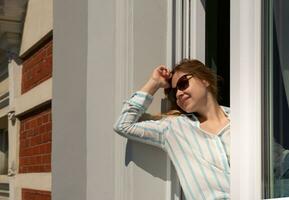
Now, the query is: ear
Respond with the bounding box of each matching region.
[202,80,210,87]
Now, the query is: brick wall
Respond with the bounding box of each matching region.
[22,188,51,200]
[19,107,52,173]
[22,40,52,94]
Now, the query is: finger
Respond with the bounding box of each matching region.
[161,66,171,74]
[159,65,169,70]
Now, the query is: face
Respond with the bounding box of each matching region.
[171,71,210,113]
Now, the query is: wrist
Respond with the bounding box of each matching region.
[140,78,160,96]
[149,77,161,88]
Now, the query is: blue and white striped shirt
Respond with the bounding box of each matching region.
[114,91,231,200]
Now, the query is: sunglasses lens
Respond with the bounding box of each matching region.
[177,77,189,91]
[167,74,192,103]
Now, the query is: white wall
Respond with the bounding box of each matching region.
[54,0,170,200]
[53,0,87,199]
[20,0,53,56]
[130,0,169,199]
[86,0,169,199]
[230,0,262,199]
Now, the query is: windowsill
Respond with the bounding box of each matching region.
[0,175,8,183]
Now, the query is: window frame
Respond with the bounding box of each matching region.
[230,0,262,199]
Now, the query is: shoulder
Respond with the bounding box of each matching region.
[162,114,198,127]
[221,105,231,117]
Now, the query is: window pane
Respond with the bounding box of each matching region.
[263,0,289,198]
[0,116,8,176]
[206,0,230,107]
[0,129,8,175]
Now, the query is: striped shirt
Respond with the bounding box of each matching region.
[114,91,231,200]
[113,91,289,199]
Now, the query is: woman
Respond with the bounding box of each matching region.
[114,59,231,199]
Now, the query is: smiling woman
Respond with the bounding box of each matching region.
[114,59,231,200]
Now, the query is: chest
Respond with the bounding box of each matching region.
[166,118,231,171]
[199,119,230,135]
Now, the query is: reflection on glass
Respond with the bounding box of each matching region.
[263,0,289,198]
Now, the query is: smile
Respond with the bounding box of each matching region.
[179,96,190,105]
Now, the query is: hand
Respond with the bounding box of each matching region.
[140,65,172,96]
[150,65,172,89]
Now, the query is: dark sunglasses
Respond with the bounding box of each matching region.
[167,74,194,102]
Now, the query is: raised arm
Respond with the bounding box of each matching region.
[113,65,171,149]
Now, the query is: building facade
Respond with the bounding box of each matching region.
[53,0,289,199]
[0,0,288,200]
[0,0,52,200]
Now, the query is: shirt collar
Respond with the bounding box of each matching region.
[185,105,231,123]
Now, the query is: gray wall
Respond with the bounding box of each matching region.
[53,0,169,199]
[53,0,87,199]
[131,0,169,199]
[86,0,116,199]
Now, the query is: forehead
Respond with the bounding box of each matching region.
[171,71,187,88]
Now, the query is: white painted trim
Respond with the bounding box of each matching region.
[190,0,205,63]
[14,78,52,116]
[166,0,173,69]
[7,60,22,200]
[230,0,262,199]
[114,0,134,199]
[165,1,174,199]
[175,0,183,62]
[10,173,51,200]
[183,0,190,58]
[190,0,197,59]
[20,0,53,56]
[14,173,51,190]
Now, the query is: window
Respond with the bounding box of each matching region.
[0,124,8,176]
[0,115,9,199]
[172,0,230,105]
[263,0,289,198]
[171,0,230,199]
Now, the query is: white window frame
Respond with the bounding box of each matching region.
[230,0,262,199]
[178,0,265,199]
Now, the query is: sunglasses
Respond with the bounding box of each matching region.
[167,74,194,102]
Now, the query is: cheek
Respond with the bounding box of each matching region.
[187,86,208,100]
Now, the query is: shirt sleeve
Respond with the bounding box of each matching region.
[273,140,289,179]
[113,91,169,150]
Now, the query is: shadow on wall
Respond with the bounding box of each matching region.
[125,140,169,181]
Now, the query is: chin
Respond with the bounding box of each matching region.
[180,103,195,113]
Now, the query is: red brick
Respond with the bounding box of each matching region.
[46,42,53,56]
[45,123,52,132]
[37,117,43,126]
[43,113,48,123]
[19,108,52,173]
[22,40,53,94]
[42,155,51,164]
[22,188,51,200]
[42,132,51,142]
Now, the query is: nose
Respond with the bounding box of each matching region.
[175,89,184,100]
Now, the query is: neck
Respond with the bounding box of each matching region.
[195,95,226,123]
